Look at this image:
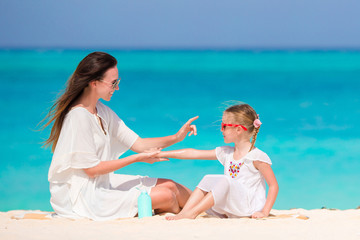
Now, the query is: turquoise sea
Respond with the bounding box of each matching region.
[0,49,359,212]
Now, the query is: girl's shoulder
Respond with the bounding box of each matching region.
[246,147,272,165]
[215,145,234,155]
[215,146,234,165]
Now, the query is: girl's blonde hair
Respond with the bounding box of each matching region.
[225,104,261,151]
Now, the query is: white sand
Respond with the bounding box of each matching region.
[0,209,359,240]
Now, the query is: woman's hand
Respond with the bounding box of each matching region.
[137,148,169,164]
[175,116,199,142]
[251,211,268,219]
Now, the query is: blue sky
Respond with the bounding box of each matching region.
[1,0,359,49]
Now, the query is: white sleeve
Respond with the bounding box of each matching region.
[49,110,101,182]
[111,117,138,149]
[248,149,272,165]
[258,151,272,165]
[215,146,232,166]
[107,107,139,158]
[68,110,102,168]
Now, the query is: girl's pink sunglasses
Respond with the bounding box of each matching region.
[221,123,248,131]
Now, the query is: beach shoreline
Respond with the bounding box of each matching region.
[1,208,359,240]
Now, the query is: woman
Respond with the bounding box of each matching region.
[42,52,197,221]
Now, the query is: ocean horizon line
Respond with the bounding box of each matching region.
[1,46,360,52]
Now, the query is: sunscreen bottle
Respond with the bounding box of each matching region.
[138,190,152,219]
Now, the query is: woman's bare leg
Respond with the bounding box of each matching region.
[155,178,192,208]
[166,191,215,220]
[150,186,180,214]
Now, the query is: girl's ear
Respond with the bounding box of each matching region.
[236,126,247,136]
[236,126,243,135]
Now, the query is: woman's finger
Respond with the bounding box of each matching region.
[188,125,197,136]
[192,125,197,135]
[188,128,193,136]
[146,151,161,157]
[149,157,169,163]
[185,116,199,125]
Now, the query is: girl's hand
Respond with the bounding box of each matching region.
[175,116,199,142]
[137,150,169,164]
[251,211,268,219]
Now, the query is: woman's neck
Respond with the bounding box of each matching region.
[72,88,99,114]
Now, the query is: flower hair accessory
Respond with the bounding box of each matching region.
[253,115,262,128]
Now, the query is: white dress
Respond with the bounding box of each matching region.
[197,146,272,218]
[48,101,157,221]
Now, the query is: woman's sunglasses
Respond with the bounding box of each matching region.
[101,78,121,89]
[221,123,248,131]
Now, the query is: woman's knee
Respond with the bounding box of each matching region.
[162,188,177,205]
[157,179,179,194]
[151,187,177,207]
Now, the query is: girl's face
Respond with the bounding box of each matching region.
[96,66,120,101]
[221,112,239,143]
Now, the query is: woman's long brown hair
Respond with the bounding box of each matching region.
[40,52,117,152]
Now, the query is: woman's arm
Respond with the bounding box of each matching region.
[251,161,279,218]
[157,148,217,160]
[130,116,198,153]
[83,151,168,178]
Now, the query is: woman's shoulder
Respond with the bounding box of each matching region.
[96,101,117,119]
[63,107,95,128]
[96,101,110,111]
[67,107,93,118]
[68,102,114,120]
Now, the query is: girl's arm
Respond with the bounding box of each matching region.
[251,161,279,218]
[130,116,198,153]
[157,148,217,160]
[83,151,168,178]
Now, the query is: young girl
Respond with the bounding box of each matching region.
[157,104,279,220]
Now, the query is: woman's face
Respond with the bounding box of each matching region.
[97,66,119,101]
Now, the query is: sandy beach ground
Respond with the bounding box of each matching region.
[0,209,359,240]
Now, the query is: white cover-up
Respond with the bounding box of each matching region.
[197,146,272,218]
[48,101,157,221]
